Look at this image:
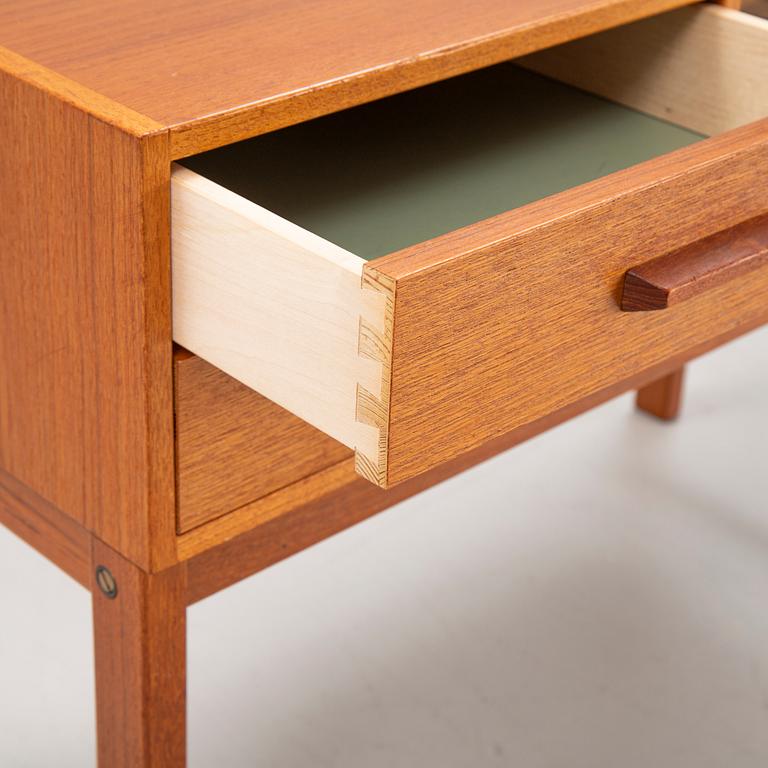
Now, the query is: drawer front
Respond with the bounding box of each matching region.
[371,125,768,483]
[172,6,768,489]
[174,351,350,532]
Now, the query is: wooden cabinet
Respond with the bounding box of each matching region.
[1,1,765,765]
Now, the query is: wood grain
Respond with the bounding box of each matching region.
[636,369,685,420]
[183,315,766,594]
[521,4,768,137]
[370,118,768,486]
[0,467,91,589]
[174,351,350,533]
[0,47,163,136]
[171,165,391,482]
[0,51,176,569]
[0,0,700,157]
[621,214,768,310]
[92,540,187,767]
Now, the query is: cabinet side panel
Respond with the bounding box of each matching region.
[0,67,175,568]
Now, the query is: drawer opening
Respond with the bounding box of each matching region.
[178,65,703,263]
[178,7,768,263]
[172,4,768,487]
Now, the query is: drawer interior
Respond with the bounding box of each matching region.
[180,65,702,262]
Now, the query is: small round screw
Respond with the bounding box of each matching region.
[95,565,118,599]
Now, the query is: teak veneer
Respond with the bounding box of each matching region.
[1,1,766,766]
[174,351,351,533]
[0,0,703,156]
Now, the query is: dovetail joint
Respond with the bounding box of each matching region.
[355,268,395,487]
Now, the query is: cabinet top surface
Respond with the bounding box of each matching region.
[0,0,696,155]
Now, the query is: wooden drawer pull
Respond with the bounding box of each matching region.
[621,214,768,311]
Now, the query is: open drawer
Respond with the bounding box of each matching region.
[172,4,768,488]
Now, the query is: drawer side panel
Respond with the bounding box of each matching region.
[520,5,768,137]
[171,166,391,484]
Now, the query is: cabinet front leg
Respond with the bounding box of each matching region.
[91,539,187,768]
[636,367,685,421]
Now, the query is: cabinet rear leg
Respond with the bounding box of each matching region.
[636,367,685,421]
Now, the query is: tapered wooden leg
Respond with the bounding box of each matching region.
[92,539,187,767]
[636,367,685,421]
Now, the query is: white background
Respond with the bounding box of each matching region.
[1,325,767,767]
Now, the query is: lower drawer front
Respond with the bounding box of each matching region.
[172,5,768,490]
[174,351,350,532]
